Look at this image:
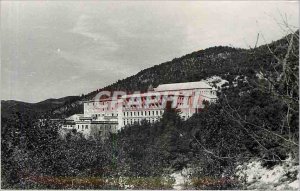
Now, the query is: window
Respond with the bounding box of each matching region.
[112,113,114,116]
[145,111,147,116]
[156,111,158,115]
[152,111,155,115]
[77,125,79,129]
[131,112,133,116]
[148,111,151,116]
[85,125,88,129]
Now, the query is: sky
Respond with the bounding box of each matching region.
[1,1,299,103]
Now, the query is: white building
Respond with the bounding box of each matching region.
[118,92,165,129]
[117,81,217,129]
[62,98,118,139]
[62,81,217,139]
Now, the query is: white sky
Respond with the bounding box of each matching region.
[1,1,299,103]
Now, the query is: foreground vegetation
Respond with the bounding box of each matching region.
[1,31,298,189]
[2,86,298,189]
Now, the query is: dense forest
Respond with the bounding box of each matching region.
[1,30,299,189]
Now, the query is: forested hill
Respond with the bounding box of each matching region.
[1,96,79,119]
[43,31,298,118]
[89,32,297,93]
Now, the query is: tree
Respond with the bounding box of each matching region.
[222,29,299,163]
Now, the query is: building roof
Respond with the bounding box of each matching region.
[121,92,160,99]
[66,114,84,120]
[83,97,118,103]
[79,116,92,120]
[154,81,212,91]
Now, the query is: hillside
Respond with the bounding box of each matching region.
[48,31,298,118]
[1,96,80,119]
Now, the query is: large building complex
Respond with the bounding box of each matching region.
[62,81,217,139]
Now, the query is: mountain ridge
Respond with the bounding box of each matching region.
[1,96,80,119]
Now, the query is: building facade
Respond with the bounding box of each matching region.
[62,81,217,139]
